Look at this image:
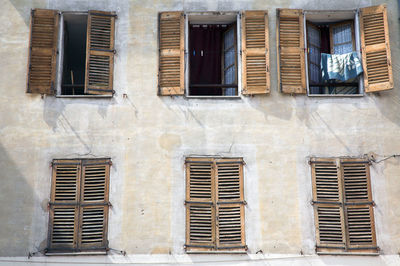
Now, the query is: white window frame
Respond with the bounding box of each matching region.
[184,12,242,99]
[304,9,364,97]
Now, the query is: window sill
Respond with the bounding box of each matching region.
[186,251,247,254]
[317,252,379,256]
[45,250,107,256]
[55,95,113,98]
[308,94,364,97]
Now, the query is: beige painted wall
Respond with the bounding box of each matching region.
[0,0,400,262]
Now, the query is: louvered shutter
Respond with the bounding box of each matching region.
[84,11,116,95]
[360,5,393,92]
[241,11,270,95]
[158,12,185,96]
[311,160,345,251]
[79,159,110,249]
[277,9,306,94]
[215,160,245,249]
[48,160,81,250]
[342,162,377,250]
[27,9,59,95]
[185,159,215,250]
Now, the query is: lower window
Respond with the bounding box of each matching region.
[310,157,378,254]
[185,157,246,252]
[47,158,111,254]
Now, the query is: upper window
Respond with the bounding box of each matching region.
[185,157,246,252]
[158,11,270,97]
[310,158,378,254]
[26,9,116,97]
[47,158,111,254]
[277,5,393,95]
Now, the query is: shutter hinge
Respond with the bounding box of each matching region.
[108,160,113,166]
[31,9,34,16]
[112,90,116,95]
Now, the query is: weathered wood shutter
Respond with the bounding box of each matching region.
[185,159,215,250]
[311,158,377,253]
[48,158,110,252]
[311,159,345,251]
[158,12,185,96]
[342,161,376,249]
[85,11,116,95]
[49,160,81,250]
[215,159,245,249]
[360,5,393,92]
[79,159,110,249]
[27,9,59,95]
[241,11,270,95]
[277,9,306,94]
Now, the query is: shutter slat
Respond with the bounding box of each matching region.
[346,206,375,247]
[158,12,184,95]
[188,163,213,200]
[360,4,393,92]
[315,206,344,246]
[52,164,80,202]
[80,206,107,247]
[217,163,242,201]
[343,163,370,202]
[50,206,78,248]
[314,163,340,202]
[27,9,59,94]
[187,204,214,244]
[278,9,306,94]
[217,204,245,247]
[242,11,270,95]
[85,11,115,95]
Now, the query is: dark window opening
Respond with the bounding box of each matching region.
[189,23,238,96]
[307,19,361,95]
[61,14,87,95]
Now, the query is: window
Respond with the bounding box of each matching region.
[27,9,115,96]
[310,158,378,254]
[158,11,270,97]
[277,5,393,95]
[47,158,111,254]
[185,157,246,252]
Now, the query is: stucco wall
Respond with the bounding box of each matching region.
[0,0,400,263]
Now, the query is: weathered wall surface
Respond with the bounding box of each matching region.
[1,0,400,264]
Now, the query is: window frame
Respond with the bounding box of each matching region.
[184,12,242,99]
[304,10,365,97]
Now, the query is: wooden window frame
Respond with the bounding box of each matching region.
[310,157,378,255]
[185,157,246,253]
[46,158,111,255]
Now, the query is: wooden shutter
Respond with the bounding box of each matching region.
[360,5,393,92]
[215,160,245,249]
[241,11,270,95]
[27,9,59,95]
[185,159,215,251]
[311,160,345,251]
[85,11,116,95]
[49,160,81,250]
[342,162,376,250]
[158,12,184,96]
[277,9,306,94]
[79,159,110,249]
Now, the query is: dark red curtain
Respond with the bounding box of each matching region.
[189,25,223,95]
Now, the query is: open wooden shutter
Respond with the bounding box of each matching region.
[27,9,59,95]
[79,159,110,249]
[85,11,116,95]
[241,11,270,95]
[185,158,215,251]
[215,159,245,250]
[311,159,346,252]
[342,162,377,251]
[360,5,393,92]
[277,9,306,94]
[48,160,81,250]
[158,12,185,96]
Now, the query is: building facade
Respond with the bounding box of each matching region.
[0,0,399,264]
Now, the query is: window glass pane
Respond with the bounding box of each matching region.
[332,23,353,54]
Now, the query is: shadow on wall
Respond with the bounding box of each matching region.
[0,143,40,256]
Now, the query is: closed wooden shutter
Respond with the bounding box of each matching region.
[158,12,184,96]
[48,158,110,253]
[360,5,393,92]
[215,160,245,249]
[85,11,116,95]
[185,158,245,252]
[241,11,270,95]
[27,9,59,95]
[311,158,377,253]
[311,159,345,251]
[49,160,81,250]
[277,9,306,94]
